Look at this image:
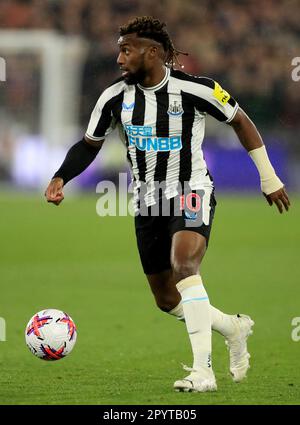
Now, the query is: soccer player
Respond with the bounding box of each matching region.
[45,17,290,392]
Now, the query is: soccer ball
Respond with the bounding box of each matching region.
[25,309,77,360]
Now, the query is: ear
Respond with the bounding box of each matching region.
[148,46,158,58]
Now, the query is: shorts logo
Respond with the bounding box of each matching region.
[213,82,230,105]
[184,211,197,220]
[167,101,184,117]
[122,102,135,112]
[180,192,203,227]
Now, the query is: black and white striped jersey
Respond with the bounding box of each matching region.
[86,67,238,206]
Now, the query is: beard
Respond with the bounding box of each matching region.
[124,57,147,85]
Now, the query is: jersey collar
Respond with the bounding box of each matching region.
[137,67,170,91]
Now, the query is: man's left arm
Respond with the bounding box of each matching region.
[229,107,290,213]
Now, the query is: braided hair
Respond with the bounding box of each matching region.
[119,16,188,68]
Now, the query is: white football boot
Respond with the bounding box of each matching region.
[225,314,254,382]
[174,364,217,393]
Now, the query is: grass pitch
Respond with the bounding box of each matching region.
[0,191,299,405]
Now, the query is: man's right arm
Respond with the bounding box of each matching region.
[45,80,125,205]
[45,136,104,205]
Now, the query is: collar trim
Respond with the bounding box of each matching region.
[137,67,170,91]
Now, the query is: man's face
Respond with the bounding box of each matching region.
[117,34,154,84]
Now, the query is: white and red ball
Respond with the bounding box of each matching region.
[25,309,77,360]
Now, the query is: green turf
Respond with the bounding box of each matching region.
[0,191,299,405]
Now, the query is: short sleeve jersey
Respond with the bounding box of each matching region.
[86,67,238,203]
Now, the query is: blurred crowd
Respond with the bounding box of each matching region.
[0,0,299,129]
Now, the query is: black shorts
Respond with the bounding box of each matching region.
[135,189,217,275]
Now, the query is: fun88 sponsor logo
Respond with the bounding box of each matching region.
[125,125,182,152]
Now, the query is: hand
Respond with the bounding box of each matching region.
[45,177,64,206]
[263,186,290,214]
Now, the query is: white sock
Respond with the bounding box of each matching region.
[168,303,185,321]
[176,275,212,372]
[210,305,235,337]
[169,301,234,338]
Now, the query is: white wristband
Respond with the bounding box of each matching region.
[248,145,283,195]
